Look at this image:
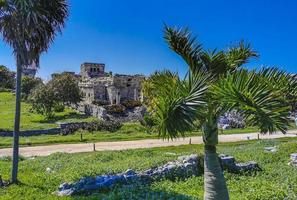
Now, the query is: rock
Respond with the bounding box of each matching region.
[56,183,75,196]
[236,161,260,171]
[46,167,52,173]
[264,146,277,153]
[219,154,260,172]
[290,153,297,160]
[219,155,237,171]
[222,124,230,130]
[289,153,297,167]
[55,154,259,196]
[124,169,136,176]
[55,154,201,196]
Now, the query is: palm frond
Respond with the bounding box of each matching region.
[225,41,258,70]
[154,71,209,139]
[164,25,204,73]
[213,69,291,133]
[0,0,69,66]
[200,50,229,77]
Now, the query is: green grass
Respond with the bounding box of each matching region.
[0,122,265,148]
[1,91,296,149]
[0,92,96,131]
[1,138,297,199]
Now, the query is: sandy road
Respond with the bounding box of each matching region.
[0,130,296,157]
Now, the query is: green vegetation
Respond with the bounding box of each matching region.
[0,123,261,148]
[0,138,297,199]
[0,65,15,90]
[0,92,95,131]
[29,73,82,119]
[148,26,297,199]
[21,76,43,100]
[1,92,296,149]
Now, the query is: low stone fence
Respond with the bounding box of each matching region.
[0,128,61,137]
[0,122,88,137]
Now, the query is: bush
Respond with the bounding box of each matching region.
[122,100,142,109]
[104,105,125,114]
[54,104,65,112]
[92,100,109,106]
[29,84,57,119]
[86,120,123,132]
[60,123,84,135]
[140,114,156,128]
[0,87,13,92]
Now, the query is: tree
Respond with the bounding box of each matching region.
[21,76,43,99]
[142,70,179,113]
[48,73,82,105]
[0,65,15,89]
[150,26,296,200]
[0,0,68,183]
[29,84,57,119]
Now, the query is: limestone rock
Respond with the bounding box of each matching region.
[219,154,261,172]
[264,146,277,153]
[55,154,200,196]
[289,153,297,167]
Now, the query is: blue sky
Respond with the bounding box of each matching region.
[0,0,296,80]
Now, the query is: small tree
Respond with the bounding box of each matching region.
[0,0,68,183]
[0,65,15,89]
[29,84,57,119]
[150,26,297,200]
[48,73,82,105]
[21,76,43,99]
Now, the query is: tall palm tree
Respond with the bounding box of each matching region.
[0,0,68,183]
[150,26,297,200]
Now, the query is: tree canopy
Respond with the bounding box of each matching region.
[0,65,15,89]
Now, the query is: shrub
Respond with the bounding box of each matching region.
[29,84,57,119]
[92,100,109,106]
[122,100,142,109]
[104,105,125,114]
[224,110,246,128]
[85,120,123,132]
[60,123,83,135]
[140,114,156,128]
[54,104,65,112]
[0,87,13,92]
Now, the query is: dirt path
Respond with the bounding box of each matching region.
[1,130,297,157]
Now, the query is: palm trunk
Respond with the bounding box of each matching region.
[11,58,22,183]
[204,145,229,200]
[202,115,229,200]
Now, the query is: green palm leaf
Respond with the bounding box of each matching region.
[213,69,291,133]
[155,71,209,139]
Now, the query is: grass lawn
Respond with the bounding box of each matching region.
[0,138,297,199]
[0,123,265,148]
[1,91,296,149]
[0,92,96,131]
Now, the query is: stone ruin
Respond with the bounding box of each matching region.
[56,154,260,196]
[76,62,146,120]
[79,62,145,105]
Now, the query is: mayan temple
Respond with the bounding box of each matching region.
[78,62,145,105]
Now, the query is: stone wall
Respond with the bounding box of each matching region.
[0,122,90,137]
[0,128,61,137]
[80,63,105,79]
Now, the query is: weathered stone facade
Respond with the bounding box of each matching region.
[79,62,145,105]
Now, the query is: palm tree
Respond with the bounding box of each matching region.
[0,0,68,183]
[150,26,297,200]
